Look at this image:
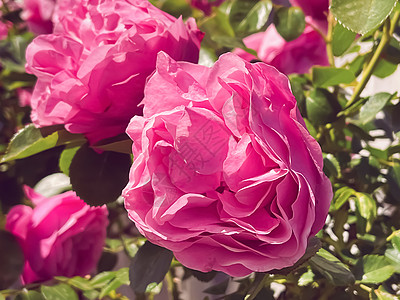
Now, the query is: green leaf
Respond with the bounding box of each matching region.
[199,47,218,67]
[0,231,24,290]
[55,276,93,291]
[34,173,71,198]
[59,145,80,176]
[354,255,395,284]
[331,0,397,35]
[306,88,336,126]
[354,192,377,233]
[298,268,315,286]
[331,186,356,211]
[309,249,355,286]
[323,153,340,178]
[312,67,355,88]
[332,23,357,56]
[273,6,305,42]
[15,291,45,300]
[384,247,400,273]
[1,124,85,163]
[90,271,117,289]
[359,93,392,124]
[41,284,78,300]
[129,241,173,294]
[235,0,272,35]
[69,144,131,206]
[390,230,400,253]
[99,268,129,299]
[0,293,5,300]
[373,59,398,78]
[228,0,259,31]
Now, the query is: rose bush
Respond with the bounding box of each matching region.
[25,0,203,144]
[5,187,108,284]
[123,52,332,276]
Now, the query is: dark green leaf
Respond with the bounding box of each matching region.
[59,146,80,176]
[332,23,357,56]
[348,55,365,77]
[323,153,340,178]
[273,6,305,41]
[41,284,78,300]
[129,241,173,294]
[354,255,395,284]
[331,0,397,35]
[359,93,392,124]
[373,59,398,78]
[370,286,399,300]
[306,88,336,126]
[309,250,355,286]
[228,0,259,31]
[0,230,24,289]
[312,67,355,88]
[1,124,85,163]
[236,0,272,35]
[69,144,131,206]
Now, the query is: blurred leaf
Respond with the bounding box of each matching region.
[41,284,78,300]
[199,47,218,67]
[129,241,173,294]
[159,0,192,18]
[359,93,392,124]
[99,268,129,299]
[145,282,163,294]
[15,291,45,300]
[298,268,315,286]
[93,137,132,154]
[331,0,397,35]
[0,230,24,290]
[348,55,365,77]
[55,276,93,291]
[273,6,305,41]
[384,247,400,273]
[59,145,80,176]
[332,23,357,56]
[69,144,131,206]
[211,36,257,56]
[203,278,229,295]
[354,255,395,284]
[306,88,336,126]
[304,119,317,139]
[312,67,355,88]
[373,59,398,78]
[370,286,398,300]
[332,186,356,211]
[34,173,71,198]
[0,125,85,163]
[229,0,259,31]
[354,193,377,233]
[235,0,272,35]
[90,271,117,289]
[309,249,355,286]
[0,293,4,300]
[82,290,99,300]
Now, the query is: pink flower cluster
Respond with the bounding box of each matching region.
[122,52,332,276]
[6,187,108,284]
[26,0,203,144]
[235,0,330,74]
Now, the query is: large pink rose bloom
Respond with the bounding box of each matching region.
[21,0,56,34]
[26,0,203,144]
[6,187,108,284]
[236,25,329,74]
[123,52,332,276]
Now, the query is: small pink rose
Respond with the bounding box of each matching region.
[123,52,332,276]
[26,0,204,144]
[21,0,56,35]
[235,24,329,74]
[6,186,108,284]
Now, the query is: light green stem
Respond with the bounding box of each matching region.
[345,11,400,109]
[326,13,335,67]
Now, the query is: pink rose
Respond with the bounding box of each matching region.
[235,24,329,74]
[5,187,108,284]
[17,88,33,107]
[122,52,332,276]
[21,0,56,34]
[190,0,225,15]
[26,0,204,144]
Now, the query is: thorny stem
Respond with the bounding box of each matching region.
[345,11,400,110]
